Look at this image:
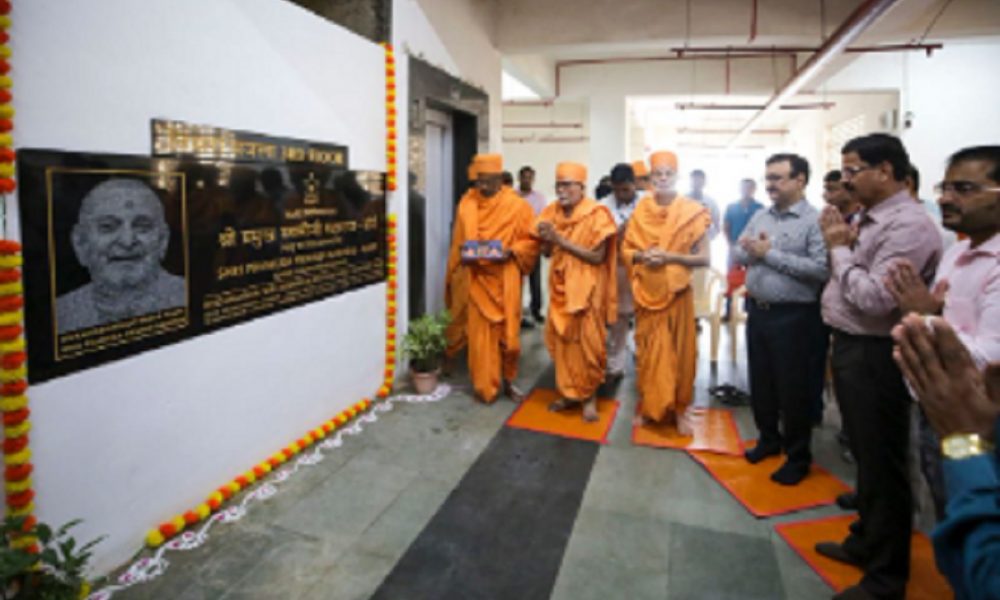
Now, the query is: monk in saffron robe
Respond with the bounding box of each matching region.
[444,163,478,361]
[622,151,711,433]
[448,154,536,403]
[536,162,618,422]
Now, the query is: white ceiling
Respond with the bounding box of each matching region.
[494,0,1000,58]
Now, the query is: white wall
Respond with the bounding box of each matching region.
[503,55,557,99]
[13,0,385,574]
[824,37,1000,198]
[502,101,589,198]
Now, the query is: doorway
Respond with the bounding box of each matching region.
[422,108,454,317]
[406,57,489,323]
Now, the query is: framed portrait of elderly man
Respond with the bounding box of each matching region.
[17,150,192,381]
[54,176,189,335]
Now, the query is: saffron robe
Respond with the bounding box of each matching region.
[448,187,536,401]
[444,190,475,358]
[538,198,618,400]
[621,195,710,422]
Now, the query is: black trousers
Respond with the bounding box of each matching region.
[808,322,831,424]
[746,301,819,467]
[831,330,912,599]
[528,260,542,318]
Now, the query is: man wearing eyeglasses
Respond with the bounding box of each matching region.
[883,145,1000,523]
[817,134,943,600]
[733,154,829,486]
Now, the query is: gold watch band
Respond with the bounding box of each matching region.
[941,433,995,460]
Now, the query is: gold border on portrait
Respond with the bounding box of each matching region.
[46,167,191,362]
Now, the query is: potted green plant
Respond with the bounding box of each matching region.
[402,310,451,394]
[0,516,103,600]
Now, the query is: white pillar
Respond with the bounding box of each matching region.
[588,94,627,185]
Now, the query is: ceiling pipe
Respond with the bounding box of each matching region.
[502,100,555,107]
[503,136,590,144]
[678,127,789,135]
[728,0,901,149]
[672,43,942,57]
[502,122,583,129]
[676,101,836,110]
[553,53,790,97]
[679,143,767,150]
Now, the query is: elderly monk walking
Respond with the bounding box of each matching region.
[447,154,536,403]
[536,162,618,421]
[444,162,479,362]
[622,151,711,434]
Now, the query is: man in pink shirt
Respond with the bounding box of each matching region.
[817,133,942,600]
[885,145,1000,520]
[518,166,548,325]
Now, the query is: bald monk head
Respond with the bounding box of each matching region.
[72,178,172,291]
[648,151,679,202]
[555,162,588,215]
[473,154,504,199]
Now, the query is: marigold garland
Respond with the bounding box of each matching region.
[378,213,398,398]
[382,43,397,191]
[0,242,35,555]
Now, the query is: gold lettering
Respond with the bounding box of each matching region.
[219,227,237,248]
[240,227,278,249]
[283,146,307,162]
[217,264,244,281]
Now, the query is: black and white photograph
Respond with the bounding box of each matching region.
[54,176,188,335]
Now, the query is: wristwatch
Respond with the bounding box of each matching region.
[941,433,994,460]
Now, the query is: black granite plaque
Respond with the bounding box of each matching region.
[17,149,385,383]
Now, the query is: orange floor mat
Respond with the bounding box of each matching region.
[632,408,744,456]
[775,514,953,599]
[689,443,852,517]
[505,388,619,444]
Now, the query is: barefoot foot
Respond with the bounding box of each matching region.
[677,411,696,436]
[548,398,575,412]
[503,381,525,403]
[582,397,599,422]
[632,414,652,428]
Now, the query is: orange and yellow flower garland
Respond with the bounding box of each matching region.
[0,1,12,196]
[0,242,36,554]
[378,213,398,397]
[383,43,397,192]
[0,2,31,552]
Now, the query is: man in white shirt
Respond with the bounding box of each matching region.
[601,163,642,379]
[518,165,547,325]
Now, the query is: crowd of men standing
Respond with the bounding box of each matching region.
[442,134,999,600]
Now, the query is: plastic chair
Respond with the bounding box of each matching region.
[698,268,724,361]
[709,271,747,364]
